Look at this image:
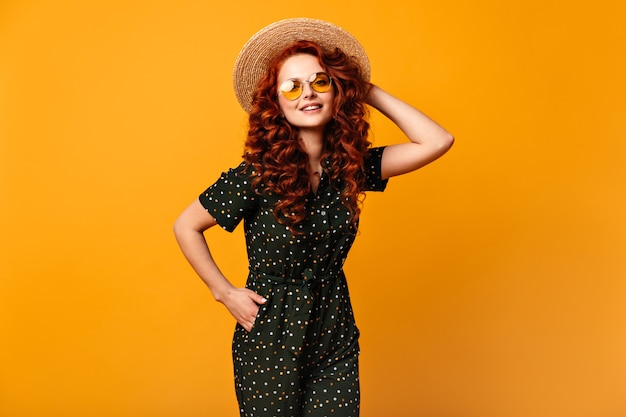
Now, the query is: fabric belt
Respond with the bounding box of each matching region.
[248,267,336,286]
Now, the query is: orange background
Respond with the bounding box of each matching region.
[1,1,625,416]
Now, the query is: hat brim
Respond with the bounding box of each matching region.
[233,18,370,113]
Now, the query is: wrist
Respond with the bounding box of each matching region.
[365,84,382,107]
[211,281,235,304]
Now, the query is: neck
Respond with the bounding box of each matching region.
[299,130,324,174]
[299,130,324,160]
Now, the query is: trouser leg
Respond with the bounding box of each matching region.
[299,274,361,416]
[300,341,360,417]
[233,324,304,417]
[232,279,308,417]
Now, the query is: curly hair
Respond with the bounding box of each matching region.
[243,40,371,233]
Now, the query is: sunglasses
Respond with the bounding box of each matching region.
[278,72,333,101]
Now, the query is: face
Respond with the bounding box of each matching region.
[276,54,335,131]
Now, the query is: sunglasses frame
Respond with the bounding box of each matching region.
[278,72,333,101]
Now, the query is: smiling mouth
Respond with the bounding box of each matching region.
[301,104,322,111]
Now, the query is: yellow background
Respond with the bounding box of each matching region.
[1,1,625,416]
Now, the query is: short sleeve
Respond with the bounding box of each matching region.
[362,146,389,192]
[198,162,258,232]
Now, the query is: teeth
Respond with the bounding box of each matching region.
[302,105,320,111]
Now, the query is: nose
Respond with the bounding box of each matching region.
[302,82,317,98]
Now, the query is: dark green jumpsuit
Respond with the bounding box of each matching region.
[199,147,387,417]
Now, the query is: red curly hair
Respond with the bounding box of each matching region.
[243,40,371,233]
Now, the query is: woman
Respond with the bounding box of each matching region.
[174,18,453,417]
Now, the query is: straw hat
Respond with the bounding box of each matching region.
[232,18,370,113]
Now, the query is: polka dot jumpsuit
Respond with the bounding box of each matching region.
[199,147,388,417]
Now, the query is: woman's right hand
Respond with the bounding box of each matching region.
[220,287,267,332]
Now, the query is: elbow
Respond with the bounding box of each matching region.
[432,131,454,162]
[434,131,454,156]
[442,131,455,150]
[173,214,191,241]
[173,217,184,240]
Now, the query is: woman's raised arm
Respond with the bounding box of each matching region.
[366,84,454,179]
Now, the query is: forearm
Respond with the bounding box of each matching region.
[173,225,234,302]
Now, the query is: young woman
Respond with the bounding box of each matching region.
[174,18,453,417]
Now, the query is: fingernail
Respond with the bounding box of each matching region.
[261,297,267,303]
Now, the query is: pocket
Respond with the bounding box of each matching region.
[250,295,270,329]
[245,280,274,334]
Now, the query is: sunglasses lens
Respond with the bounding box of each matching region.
[310,73,332,93]
[279,79,302,100]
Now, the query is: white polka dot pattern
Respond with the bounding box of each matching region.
[198,147,387,417]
